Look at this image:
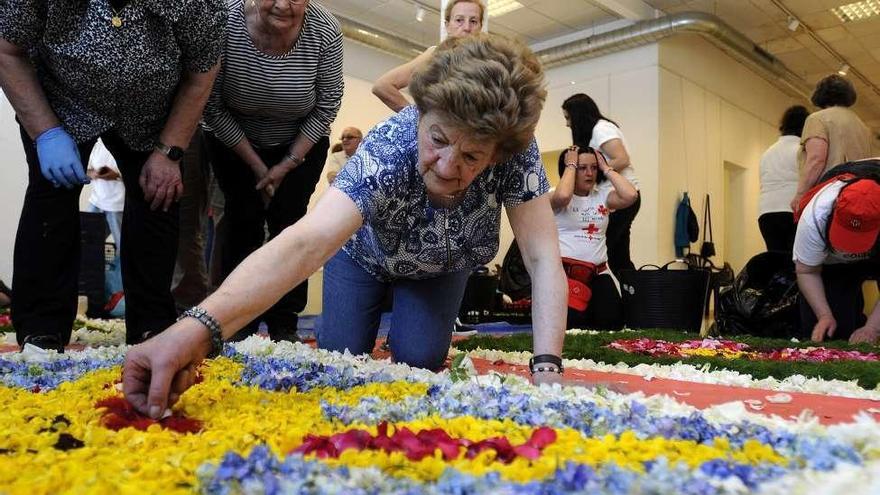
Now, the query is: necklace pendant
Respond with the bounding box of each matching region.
[111,16,123,28]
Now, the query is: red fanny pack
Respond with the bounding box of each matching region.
[562,258,606,311]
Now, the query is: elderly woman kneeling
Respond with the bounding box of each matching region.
[123,34,568,419]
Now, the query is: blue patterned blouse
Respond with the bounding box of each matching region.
[334,106,549,281]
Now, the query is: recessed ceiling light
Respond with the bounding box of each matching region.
[415,6,426,22]
[838,63,850,76]
[488,0,524,18]
[831,0,880,23]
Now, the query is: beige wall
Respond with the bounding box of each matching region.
[658,35,804,272]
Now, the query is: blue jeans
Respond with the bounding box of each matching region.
[86,203,123,252]
[318,249,470,370]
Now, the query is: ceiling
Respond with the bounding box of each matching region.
[320,0,880,129]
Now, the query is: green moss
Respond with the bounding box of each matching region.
[453,329,880,390]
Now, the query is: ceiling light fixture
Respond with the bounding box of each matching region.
[831,0,880,23]
[488,0,523,18]
[415,6,426,22]
[356,29,380,39]
[838,63,850,75]
[786,16,800,31]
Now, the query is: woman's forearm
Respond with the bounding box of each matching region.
[372,82,410,113]
[528,257,567,356]
[550,166,577,210]
[285,133,317,166]
[158,64,220,150]
[605,169,638,206]
[200,189,363,337]
[231,137,268,175]
[796,266,832,320]
[0,39,60,138]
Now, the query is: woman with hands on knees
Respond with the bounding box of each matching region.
[124,34,568,419]
[201,0,343,343]
[552,145,637,331]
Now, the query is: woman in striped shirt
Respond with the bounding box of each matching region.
[202,0,343,343]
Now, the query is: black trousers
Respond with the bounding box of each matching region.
[758,212,796,254]
[567,273,624,330]
[798,261,879,341]
[606,192,641,273]
[13,126,179,346]
[204,133,328,335]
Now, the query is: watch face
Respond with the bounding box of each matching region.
[167,146,184,161]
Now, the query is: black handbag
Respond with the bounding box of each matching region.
[700,194,716,258]
[617,261,710,333]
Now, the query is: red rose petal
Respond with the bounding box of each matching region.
[290,424,556,464]
[95,396,202,433]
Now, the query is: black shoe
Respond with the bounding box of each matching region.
[268,328,300,344]
[22,334,65,353]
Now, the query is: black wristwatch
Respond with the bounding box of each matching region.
[154,141,185,161]
[529,354,564,374]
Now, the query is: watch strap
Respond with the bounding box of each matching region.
[154,141,184,161]
[529,354,564,374]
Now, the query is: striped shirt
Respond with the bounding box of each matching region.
[203,0,343,148]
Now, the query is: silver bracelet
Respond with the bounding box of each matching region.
[284,152,303,166]
[178,306,223,358]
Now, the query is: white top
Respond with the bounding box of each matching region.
[325,150,348,177]
[759,135,800,215]
[590,119,639,190]
[554,187,612,265]
[87,139,125,212]
[793,180,857,266]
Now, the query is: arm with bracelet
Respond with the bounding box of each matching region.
[597,150,638,209]
[123,187,365,418]
[550,146,580,211]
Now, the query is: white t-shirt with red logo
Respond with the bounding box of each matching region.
[554,187,612,265]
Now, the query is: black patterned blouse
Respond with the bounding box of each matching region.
[0,0,226,151]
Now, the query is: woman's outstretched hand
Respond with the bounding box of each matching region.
[123,321,213,419]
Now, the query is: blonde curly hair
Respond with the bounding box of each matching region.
[409,33,547,159]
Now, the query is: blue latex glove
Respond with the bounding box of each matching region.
[34,126,89,188]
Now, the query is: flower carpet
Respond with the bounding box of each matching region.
[607,338,880,363]
[2,334,880,494]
